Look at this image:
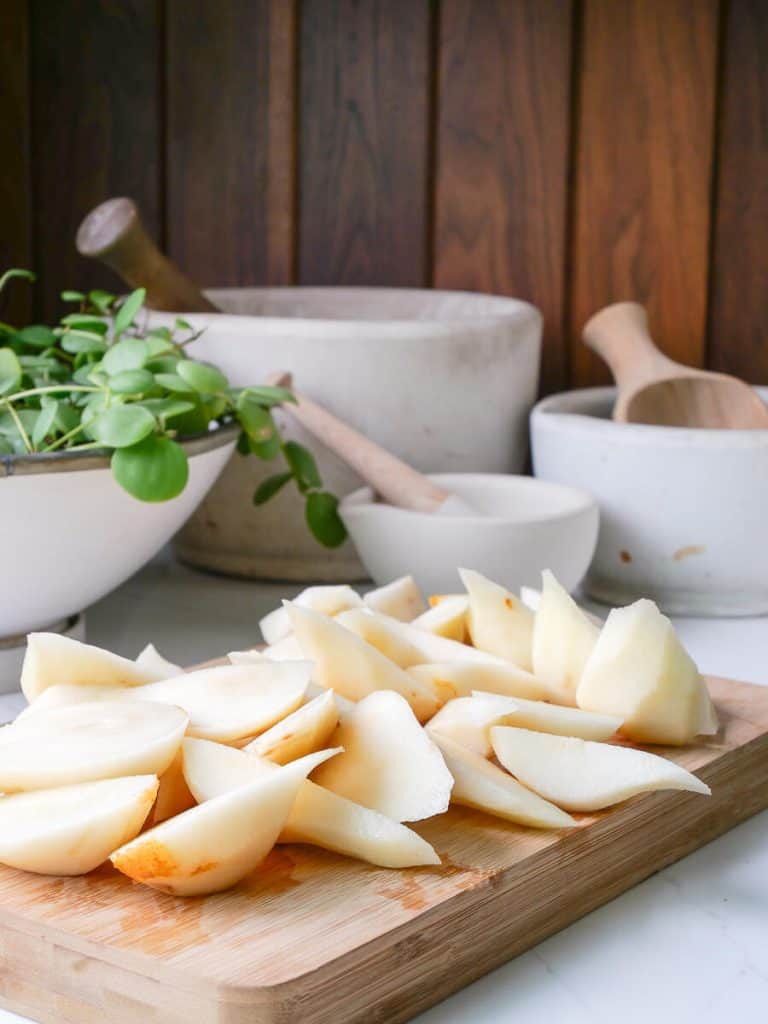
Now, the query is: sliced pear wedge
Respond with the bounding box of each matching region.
[363,575,425,621]
[472,692,622,742]
[491,726,711,811]
[260,584,362,645]
[182,739,439,869]
[532,571,600,705]
[411,596,469,642]
[577,599,718,745]
[426,695,518,757]
[135,643,182,679]
[262,633,305,662]
[336,608,494,669]
[132,662,311,742]
[0,701,187,791]
[243,690,340,764]
[146,750,196,827]
[112,748,339,895]
[459,568,534,670]
[312,690,453,822]
[287,604,438,721]
[15,683,126,720]
[21,633,161,701]
[228,649,267,664]
[432,733,576,829]
[0,775,159,875]
[409,661,549,704]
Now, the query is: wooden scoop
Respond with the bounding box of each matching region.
[583,302,768,429]
[76,198,218,313]
[269,373,476,516]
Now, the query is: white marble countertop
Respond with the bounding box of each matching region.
[1,561,767,1024]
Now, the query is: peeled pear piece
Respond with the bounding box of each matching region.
[409,660,549,704]
[132,661,311,742]
[146,750,196,827]
[112,748,339,896]
[0,701,187,791]
[363,575,425,621]
[432,733,575,829]
[427,695,519,757]
[312,690,453,822]
[491,726,711,811]
[15,683,126,720]
[459,568,534,670]
[473,693,622,742]
[532,571,600,705]
[336,608,494,669]
[287,604,439,721]
[411,596,469,642]
[135,643,182,679]
[183,739,439,868]
[21,633,161,701]
[262,633,305,662]
[576,599,718,745]
[244,690,339,764]
[0,775,159,875]
[228,649,267,664]
[260,584,363,646]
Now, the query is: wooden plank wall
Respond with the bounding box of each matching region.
[1,0,766,391]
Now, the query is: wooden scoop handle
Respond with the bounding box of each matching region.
[269,373,452,513]
[76,198,218,313]
[582,301,677,392]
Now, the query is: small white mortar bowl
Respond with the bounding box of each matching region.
[339,473,599,595]
[531,387,768,616]
[0,426,237,651]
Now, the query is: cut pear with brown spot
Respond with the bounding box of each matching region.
[491,726,711,812]
[244,690,340,764]
[409,660,549,705]
[459,568,534,670]
[411,595,469,642]
[363,575,425,621]
[112,748,340,896]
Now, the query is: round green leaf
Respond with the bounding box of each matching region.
[113,288,146,339]
[237,392,273,440]
[138,398,196,423]
[91,404,156,448]
[102,338,149,376]
[0,348,22,396]
[60,315,108,334]
[176,359,228,394]
[239,385,296,409]
[155,372,193,394]
[32,402,59,448]
[284,441,322,490]
[60,331,108,355]
[61,289,85,303]
[305,491,347,548]
[111,435,189,502]
[253,472,293,506]
[15,325,56,350]
[108,368,155,395]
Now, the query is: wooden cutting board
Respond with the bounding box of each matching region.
[0,675,767,1024]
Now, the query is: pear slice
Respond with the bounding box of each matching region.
[432,733,575,829]
[146,750,196,827]
[228,649,267,664]
[411,596,469,642]
[312,690,453,821]
[336,608,494,669]
[21,633,161,701]
[472,692,622,742]
[135,643,182,679]
[0,701,187,791]
[532,571,600,705]
[112,748,339,895]
[459,568,534,670]
[491,726,711,811]
[363,575,425,621]
[287,605,439,721]
[262,633,305,662]
[260,584,362,645]
[182,739,439,868]
[0,775,159,875]
[132,662,310,743]
[576,599,718,745]
[426,695,517,757]
[409,661,549,704]
[15,682,127,720]
[243,690,339,764]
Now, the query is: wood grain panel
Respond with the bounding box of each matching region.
[570,0,719,386]
[299,0,432,286]
[0,1,32,325]
[30,0,161,320]
[433,0,574,394]
[708,0,768,382]
[166,0,296,289]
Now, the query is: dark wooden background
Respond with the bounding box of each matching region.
[1,0,766,392]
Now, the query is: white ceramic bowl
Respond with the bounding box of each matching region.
[531,387,768,615]
[339,473,599,596]
[0,427,237,640]
[150,287,542,581]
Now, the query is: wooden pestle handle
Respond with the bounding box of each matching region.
[269,373,452,513]
[582,301,677,392]
[76,198,218,313]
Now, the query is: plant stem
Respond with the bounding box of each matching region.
[1,384,99,403]
[41,414,98,453]
[5,403,32,453]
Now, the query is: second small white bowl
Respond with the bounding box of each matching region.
[339,473,599,595]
